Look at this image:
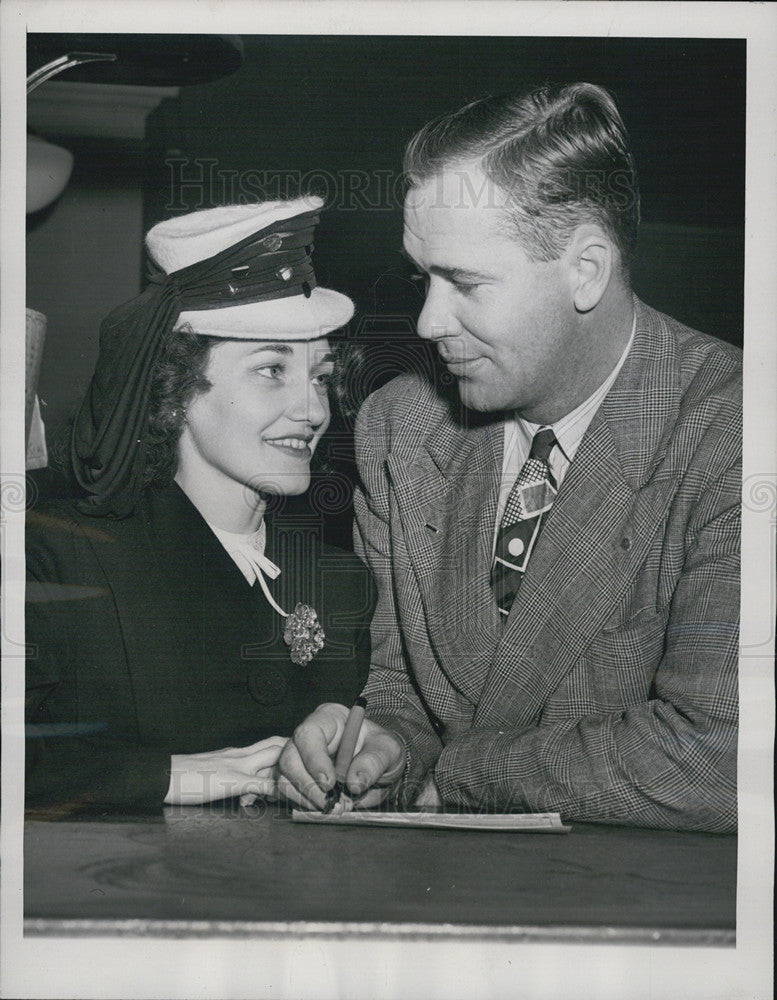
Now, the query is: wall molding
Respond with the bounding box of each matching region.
[28,81,179,141]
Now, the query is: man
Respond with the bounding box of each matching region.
[279,82,741,832]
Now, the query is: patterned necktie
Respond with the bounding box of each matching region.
[491,428,558,619]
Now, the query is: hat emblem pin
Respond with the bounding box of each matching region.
[261,233,283,252]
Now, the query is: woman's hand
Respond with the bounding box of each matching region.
[164,735,288,806]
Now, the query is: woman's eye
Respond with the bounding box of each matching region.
[255,364,285,380]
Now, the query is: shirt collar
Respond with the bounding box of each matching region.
[207,519,290,617]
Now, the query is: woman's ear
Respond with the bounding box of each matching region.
[568,225,615,313]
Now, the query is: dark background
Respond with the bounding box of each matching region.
[27,34,745,537]
[147,35,746,335]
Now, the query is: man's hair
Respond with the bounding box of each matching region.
[403,82,640,275]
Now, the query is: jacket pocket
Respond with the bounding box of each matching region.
[588,610,670,704]
[540,611,670,722]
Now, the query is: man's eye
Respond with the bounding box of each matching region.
[452,279,478,295]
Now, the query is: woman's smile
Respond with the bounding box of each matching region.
[263,434,314,459]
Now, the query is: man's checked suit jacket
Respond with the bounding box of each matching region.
[355,298,741,833]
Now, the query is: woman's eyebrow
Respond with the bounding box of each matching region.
[245,343,294,356]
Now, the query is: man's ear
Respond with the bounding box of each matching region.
[567,226,614,312]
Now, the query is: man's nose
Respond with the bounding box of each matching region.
[416,281,457,341]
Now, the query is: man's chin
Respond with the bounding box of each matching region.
[455,378,506,413]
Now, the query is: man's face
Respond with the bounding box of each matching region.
[403,164,579,417]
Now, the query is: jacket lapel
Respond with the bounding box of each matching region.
[87,483,258,743]
[474,298,682,728]
[387,401,503,703]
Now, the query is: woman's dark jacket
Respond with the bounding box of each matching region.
[25,482,374,809]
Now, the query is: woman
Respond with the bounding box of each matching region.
[25,197,374,810]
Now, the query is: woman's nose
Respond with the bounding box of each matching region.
[287,379,329,429]
[307,383,329,429]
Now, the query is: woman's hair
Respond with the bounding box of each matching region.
[141,326,218,488]
[403,82,640,276]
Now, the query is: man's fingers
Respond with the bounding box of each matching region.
[276,705,396,810]
[289,707,347,790]
[253,763,279,782]
[346,732,403,795]
[293,726,335,789]
[351,786,392,810]
[277,741,330,807]
[240,776,277,799]
[247,741,287,770]
[276,773,327,811]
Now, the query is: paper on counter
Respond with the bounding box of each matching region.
[291,810,571,832]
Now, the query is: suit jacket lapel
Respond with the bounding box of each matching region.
[473,297,682,728]
[387,403,503,703]
[474,413,635,727]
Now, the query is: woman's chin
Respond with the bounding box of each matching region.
[249,472,311,498]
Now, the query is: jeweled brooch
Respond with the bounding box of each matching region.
[283,603,325,665]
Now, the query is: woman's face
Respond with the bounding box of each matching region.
[176,337,333,500]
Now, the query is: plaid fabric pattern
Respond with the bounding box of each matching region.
[356,298,741,832]
[491,428,558,617]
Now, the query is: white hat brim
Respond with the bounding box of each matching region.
[174,286,354,340]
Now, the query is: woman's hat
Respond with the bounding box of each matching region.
[144,195,354,340]
[71,196,354,517]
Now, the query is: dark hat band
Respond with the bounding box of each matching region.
[147,210,320,308]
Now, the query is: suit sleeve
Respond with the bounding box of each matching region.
[26,513,172,811]
[353,397,444,801]
[433,400,741,833]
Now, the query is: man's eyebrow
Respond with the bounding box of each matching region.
[400,250,491,282]
[312,352,336,366]
[431,265,491,282]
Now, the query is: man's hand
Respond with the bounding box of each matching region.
[277,703,405,810]
[164,736,287,806]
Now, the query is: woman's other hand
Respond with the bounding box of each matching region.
[164,735,288,805]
